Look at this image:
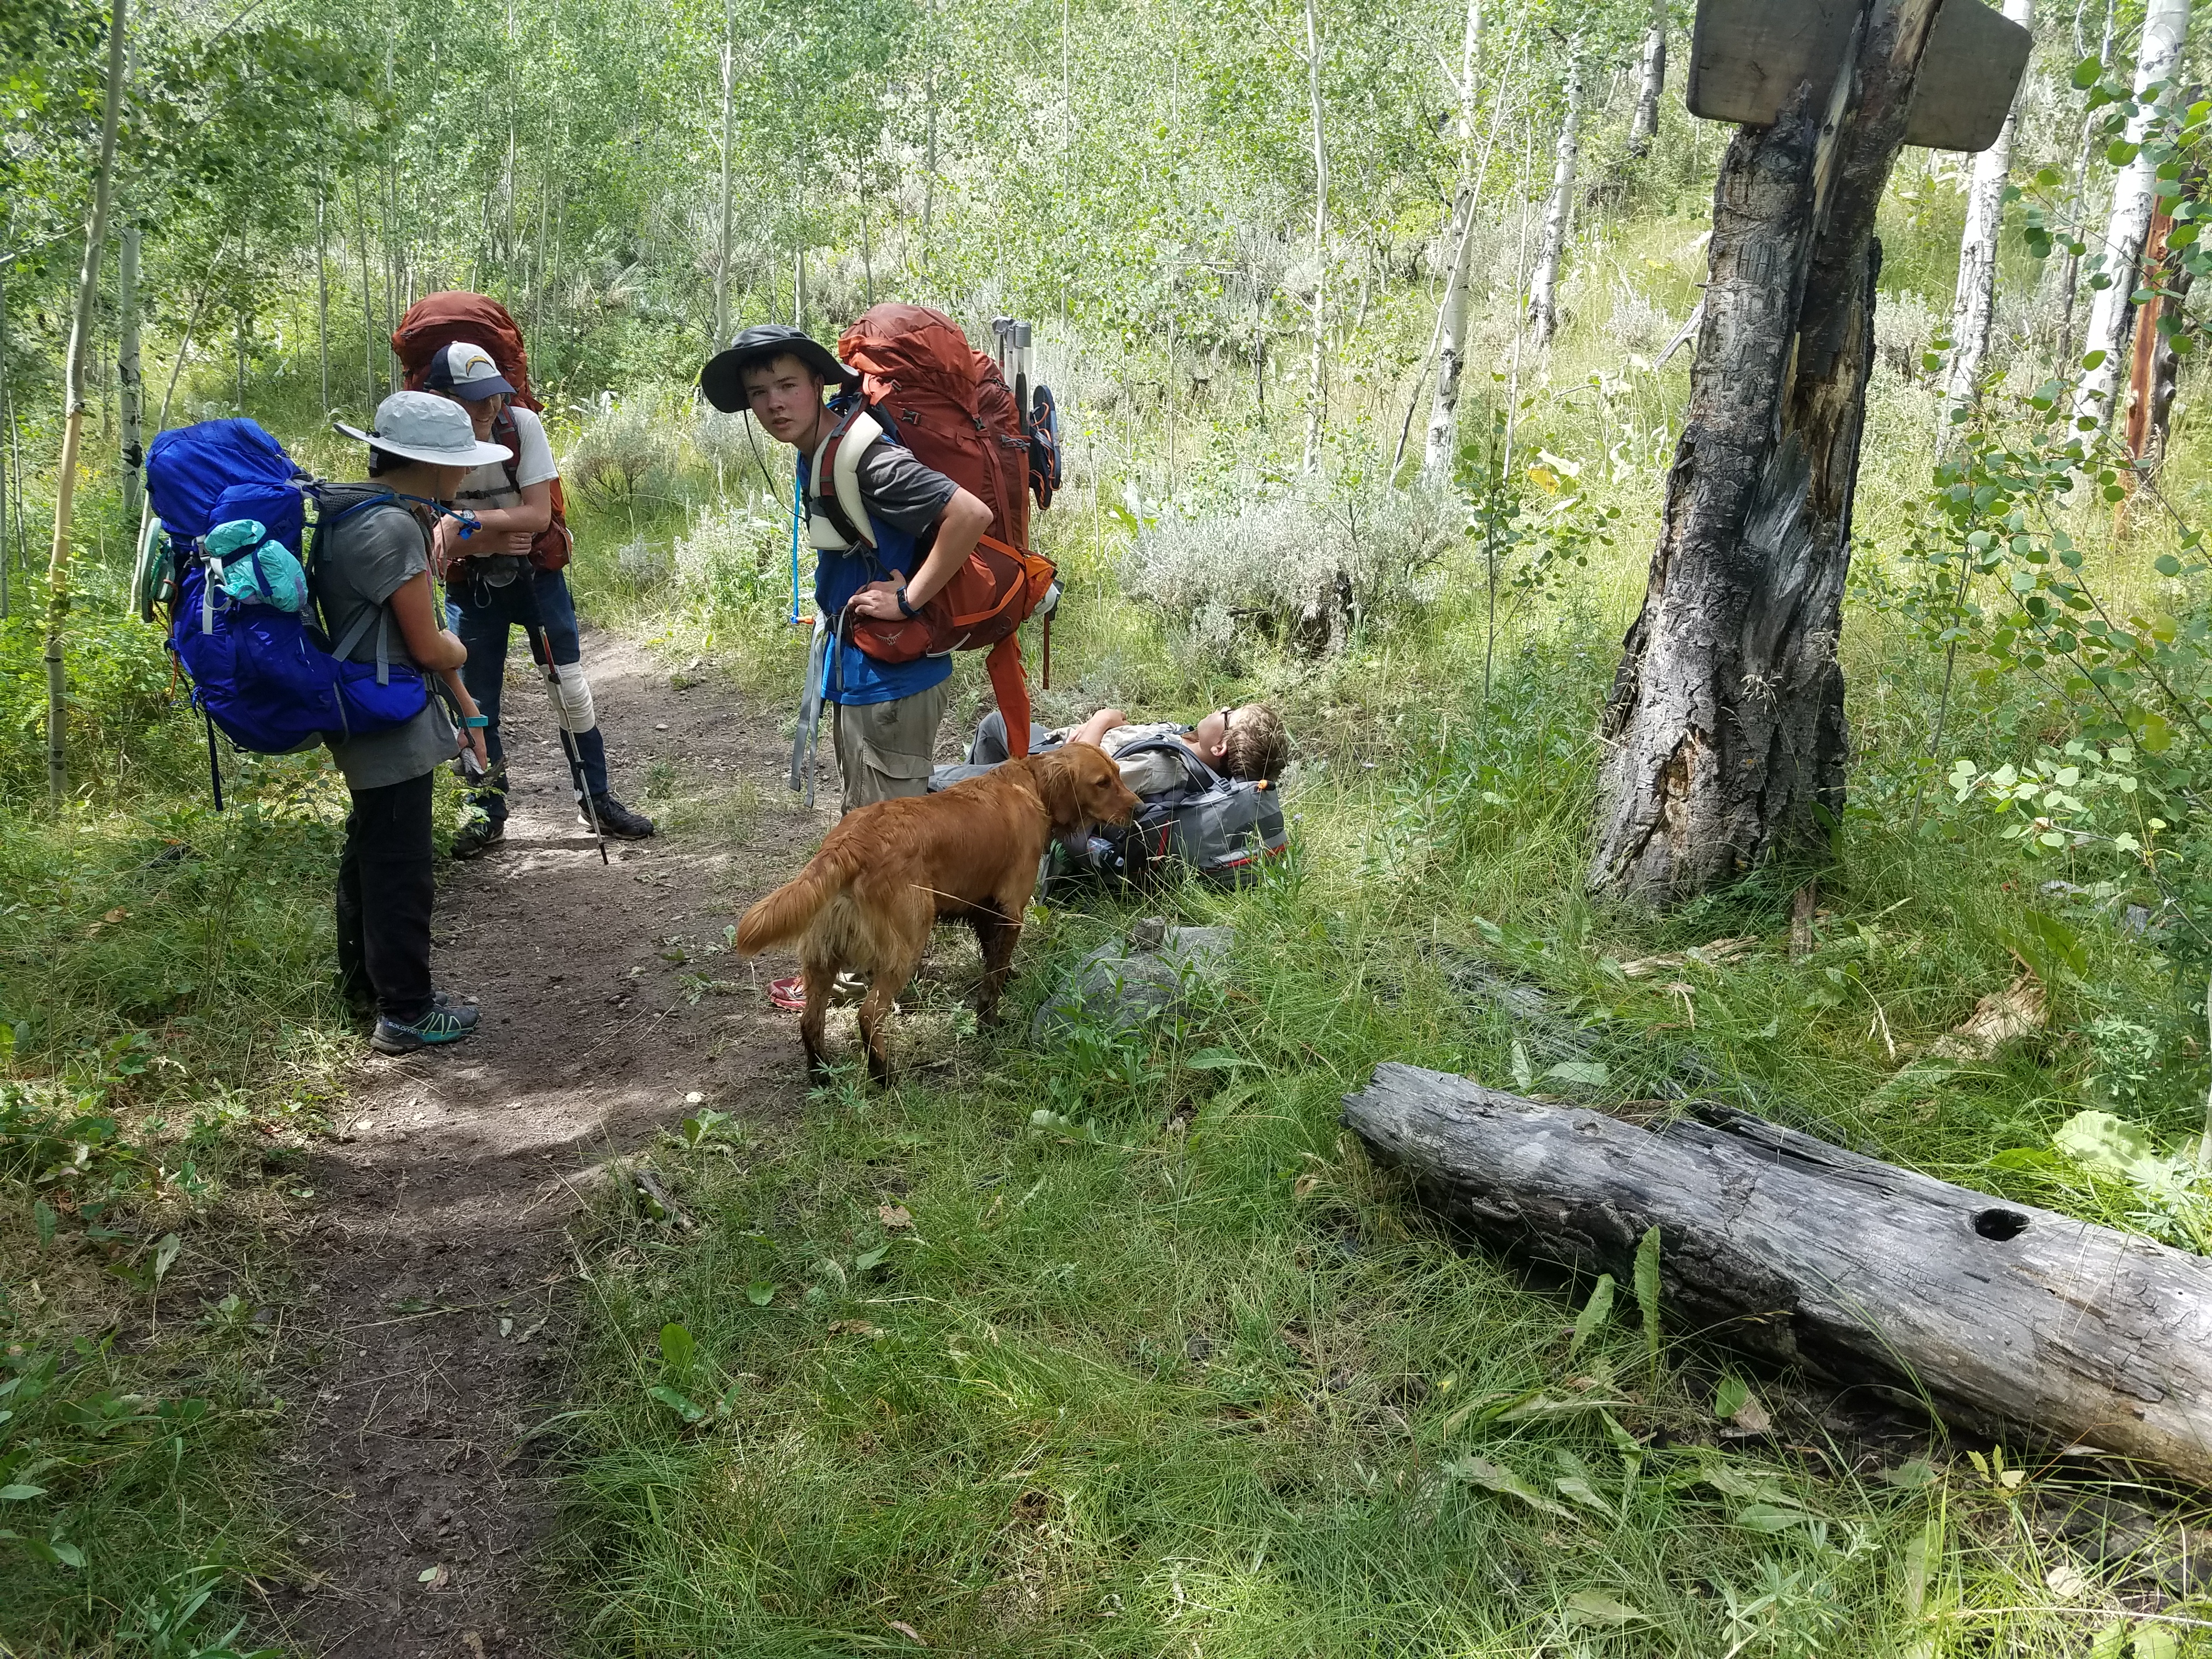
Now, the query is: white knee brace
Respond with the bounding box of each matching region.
[544,666,597,734]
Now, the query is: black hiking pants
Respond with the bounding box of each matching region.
[336,769,437,1025]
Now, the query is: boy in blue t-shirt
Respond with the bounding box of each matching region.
[701,323,994,812]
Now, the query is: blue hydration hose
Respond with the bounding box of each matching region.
[788,461,803,625]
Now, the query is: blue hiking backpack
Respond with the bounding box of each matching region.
[146,420,431,794]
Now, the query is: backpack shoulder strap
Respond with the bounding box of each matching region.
[808,405,882,551]
[1108,737,1218,798]
[493,407,523,494]
[309,489,413,662]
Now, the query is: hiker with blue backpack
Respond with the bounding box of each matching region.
[145,394,501,1054]
[314,392,511,1053]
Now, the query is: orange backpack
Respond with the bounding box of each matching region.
[392,292,572,572]
[832,305,1058,749]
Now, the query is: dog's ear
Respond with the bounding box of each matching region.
[1032,751,1082,831]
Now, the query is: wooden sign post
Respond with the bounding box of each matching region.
[1589,0,2031,905]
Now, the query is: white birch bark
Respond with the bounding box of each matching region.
[1300,0,1330,475]
[2057,0,2118,366]
[714,0,736,348]
[1943,0,2034,426]
[1,272,10,623]
[315,193,331,412]
[1528,54,1583,348]
[1422,0,1483,476]
[47,0,128,803]
[2075,0,2193,423]
[118,219,143,529]
[1628,0,1666,157]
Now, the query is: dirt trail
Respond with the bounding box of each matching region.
[266,629,828,1658]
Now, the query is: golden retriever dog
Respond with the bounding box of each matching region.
[735,744,1141,1081]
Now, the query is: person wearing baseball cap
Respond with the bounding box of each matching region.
[425,338,657,854]
[318,392,503,1054]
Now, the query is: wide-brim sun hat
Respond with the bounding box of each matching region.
[334,391,513,467]
[699,323,857,413]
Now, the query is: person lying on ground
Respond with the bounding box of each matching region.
[320,391,500,1055]
[972,702,1289,794]
[697,322,996,1011]
[424,341,655,855]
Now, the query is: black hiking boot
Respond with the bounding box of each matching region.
[370,1001,481,1056]
[450,819,506,860]
[585,793,655,838]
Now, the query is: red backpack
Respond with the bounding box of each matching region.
[392,292,572,572]
[833,304,1058,750]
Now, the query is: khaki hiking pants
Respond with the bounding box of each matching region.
[833,680,952,815]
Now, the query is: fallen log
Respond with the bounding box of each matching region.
[1342,1062,2212,1486]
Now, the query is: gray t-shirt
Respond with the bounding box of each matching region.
[311,489,455,790]
[855,438,956,534]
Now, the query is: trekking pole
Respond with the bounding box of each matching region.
[521,608,607,864]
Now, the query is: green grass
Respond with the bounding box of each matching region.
[11,128,2212,1655]
[549,612,2212,1656]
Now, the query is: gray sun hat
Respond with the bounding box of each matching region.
[699,323,857,412]
[333,391,513,467]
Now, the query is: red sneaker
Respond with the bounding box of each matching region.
[766,972,866,1011]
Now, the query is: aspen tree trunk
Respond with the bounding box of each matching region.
[2075,0,2193,423]
[1942,0,2034,430]
[316,193,331,411]
[1528,54,1583,347]
[1591,0,1943,902]
[922,0,939,249]
[2057,0,2118,366]
[1422,0,1483,476]
[714,0,736,348]
[1300,0,1330,475]
[117,219,143,529]
[47,0,128,804]
[355,182,377,404]
[1628,0,1666,157]
[1,272,10,622]
[2149,256,2194,452]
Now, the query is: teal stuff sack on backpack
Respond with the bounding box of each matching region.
[149,421,429,760]
[207,520,310,613]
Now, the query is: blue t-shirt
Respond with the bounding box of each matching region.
[801,421,959,707]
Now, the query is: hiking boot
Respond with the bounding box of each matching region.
[370,1001,481,1055]
[450,819,506,860]
[585,793,655,838]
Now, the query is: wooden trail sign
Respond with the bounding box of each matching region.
[1689,0,2033,152]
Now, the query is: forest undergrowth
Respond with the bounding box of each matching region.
[8,129,2212,1659]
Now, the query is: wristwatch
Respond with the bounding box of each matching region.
[895,585,916,617]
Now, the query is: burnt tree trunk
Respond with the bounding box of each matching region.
[1589,0,1940,902]
[1344,1064,2212,1486]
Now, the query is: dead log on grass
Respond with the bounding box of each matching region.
[1342,1062,2212,1486]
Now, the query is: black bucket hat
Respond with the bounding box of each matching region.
[699,323,858,412]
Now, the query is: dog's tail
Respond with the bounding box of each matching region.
[734,843,861,955]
